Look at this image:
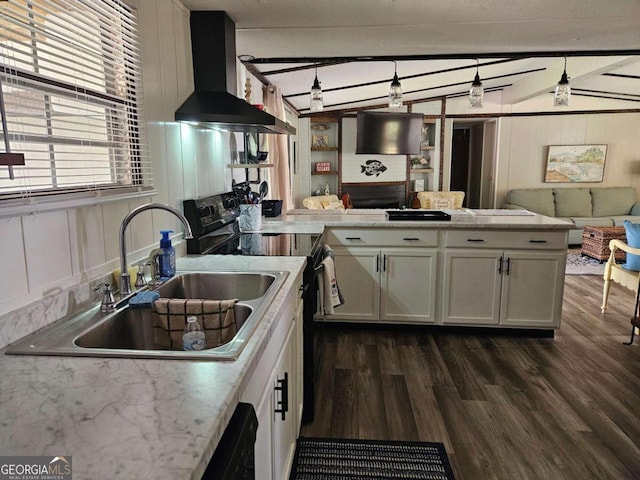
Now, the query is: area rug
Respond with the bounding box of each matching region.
[289,437,455,480]
[565,248,606,276]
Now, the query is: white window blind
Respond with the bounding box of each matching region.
[0,0,152,204]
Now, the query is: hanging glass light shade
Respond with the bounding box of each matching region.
[388,62,403,108]
[554,57,571,107]
[469,60,484,108]
[310,66,323,112]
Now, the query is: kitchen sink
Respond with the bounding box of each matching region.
[75,303,253,350]
[155,272,276,301]
[5,270,288,360]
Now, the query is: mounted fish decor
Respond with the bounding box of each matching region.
[361,159,387,177]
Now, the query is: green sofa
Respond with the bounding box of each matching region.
[504,187,640,245]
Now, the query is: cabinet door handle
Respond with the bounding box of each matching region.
[529,239,548,243]
[383,254,387,272]
[467,239,485,242]
[345,237,361,241]
[274,372,289,421]
[504,257,511,275]
[497,257,503,274]
[376,254,380,272]
[403,237,420,241]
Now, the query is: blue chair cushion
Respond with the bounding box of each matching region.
[623,220,640,271]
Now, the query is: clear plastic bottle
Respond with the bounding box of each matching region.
[183,316,206,351]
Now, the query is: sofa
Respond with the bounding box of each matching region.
[503,187,640,244]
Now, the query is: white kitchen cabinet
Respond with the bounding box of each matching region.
[442,249,504,325]
[499,251,566,328]
[271,321,297,480]
[326,228,439,324]
[442,249,565,327]
[241,272,303,480]
[331,246,438,323]
[331,247,380,321]
[380,248,438,323]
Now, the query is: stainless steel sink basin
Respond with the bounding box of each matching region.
[5,270,288,360]
[155,272,276,301]
[75,303,252,350]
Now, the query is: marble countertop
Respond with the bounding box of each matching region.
[0,255,306,480]
[262,208,573,230]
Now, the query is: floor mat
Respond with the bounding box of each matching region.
[566,248,606,275]
[289,437,455,480]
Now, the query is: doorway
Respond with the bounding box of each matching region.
[450,119,497,208]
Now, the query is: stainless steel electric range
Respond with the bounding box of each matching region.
[183,192,323,423]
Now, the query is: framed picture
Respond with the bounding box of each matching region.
[544,144,607,183]
[311,134,329,148]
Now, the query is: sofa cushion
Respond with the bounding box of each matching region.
[623,220,640,271]
[507,189,555,217]
[553,188,592,217]
[570,217,614,229]
[611,216,640,226]
[591,187,637,216]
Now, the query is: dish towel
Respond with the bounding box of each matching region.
[153,298,238,350]
[319,245,344,315]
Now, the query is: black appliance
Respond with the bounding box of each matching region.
[201,402,257,480]
[175,11,295,135]
[387,210,452,221]
[183,193,323,423]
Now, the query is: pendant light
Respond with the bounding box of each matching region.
[554,57,571,107]
[388,61,403,108]
[469,60,484,108]
[310,65,323,112]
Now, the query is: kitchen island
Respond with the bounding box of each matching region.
[274,208,573,329]
[0,208,573,479]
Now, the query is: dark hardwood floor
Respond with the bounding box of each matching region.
[301,275,640,480]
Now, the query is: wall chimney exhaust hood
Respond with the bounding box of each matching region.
[175,11,295,135]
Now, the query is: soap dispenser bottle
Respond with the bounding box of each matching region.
[158,230,175,278]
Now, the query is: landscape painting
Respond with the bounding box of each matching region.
[545,144,607,183]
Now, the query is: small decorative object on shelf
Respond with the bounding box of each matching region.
[414,179,425,192]
[312,133,329,148]
[422,126,430,147]
[314,162,331,172]
[410,156,429,169]
[324,182,330,195]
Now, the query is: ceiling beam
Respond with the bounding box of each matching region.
[248,50,640,65]
[502,56,639,104]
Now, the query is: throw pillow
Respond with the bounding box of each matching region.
[553,188,592,217]
[623,220,640,271]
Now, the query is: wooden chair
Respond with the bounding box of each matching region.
[601,239,640,344]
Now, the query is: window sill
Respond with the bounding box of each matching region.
[0,187,157,219]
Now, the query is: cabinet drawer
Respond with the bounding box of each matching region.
[327,228,439,247]
[445,230,566,250]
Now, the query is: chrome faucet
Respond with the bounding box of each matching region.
[119,203,193,296]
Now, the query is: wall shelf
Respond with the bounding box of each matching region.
[227,163,274,169]
[311,171,338,175]
[410,168,434,173]
[311,146,338,152]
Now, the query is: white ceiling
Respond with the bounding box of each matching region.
[181,0,640,114]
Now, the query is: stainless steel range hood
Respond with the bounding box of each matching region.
[175,11,295,135]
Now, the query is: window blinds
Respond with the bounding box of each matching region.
[0,0,152,202]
